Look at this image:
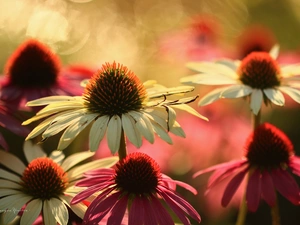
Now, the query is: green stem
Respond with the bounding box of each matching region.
[271,196,281,225]
[252,110,261,129]
[235,184,248,225]
[118,129,127,160]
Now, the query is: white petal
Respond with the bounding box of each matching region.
[61,151,95,172]
[66,156,118,181]
[128,111,155,143]
[170,121,185,137]
[171,104,208,121]
[263,88,285,106]
[59,195,87,219]
[122,113,142,148]
[0,189,21,196]
[180,73,238,85]
[221,84,252,99]
[152,122,172,144]
[36,101,83,116]
[20,199,42,225]
[49,198,69,225]
[0,170,21,183]
[165,106,176,129]
[0,151,26,175]
[89,115,109,152]
[23,141,46,163]
[107,115,122,154]
[43,200,57,225]
[198,87,229,106]
[216,59,239,71]
[269,44,280,59]
[148,85,195,99]
[281,64,300,78]
[0,179,22,189]
[185,62,238,79]
[26,96,83,106]
[144,108,168,130]
[57,114,97,150]
[250,89,263,115]
[278,86,300,104]
[49,151,65,165]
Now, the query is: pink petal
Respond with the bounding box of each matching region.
[289,156,300,177]
[261,170,276,207]
[161,176,197,195]
[0,134,9,151]
[271,169,300,205]
[159,187,200,222]
[221,168,248,207]
[84,168,115,176]
[71,185,113,204]
[75,177,113,186]
[150,196,175,225]
[142,198,159,225]
[193,159,247,178]
[84,192,120,224]
[161,174,176,190]
[128,197,145,225]
[158,190,191,225]
[246,169,261,212]
[107,195,128,225]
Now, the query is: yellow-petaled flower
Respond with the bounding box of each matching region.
[181,45,300,115]
[23,62,207,153]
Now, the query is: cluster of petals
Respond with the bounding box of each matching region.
[0,141,118,225]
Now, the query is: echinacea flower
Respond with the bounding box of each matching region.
[0,141,118,225]
[23,62,206,153]
[71,152,201,225]
[0,101,29,150]
[0,39,94,110]
[194,123,300,212]
[181,45,300,115]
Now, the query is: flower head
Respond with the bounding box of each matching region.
[0,141,118,225]
[194,123,300,212]
[0,39,94,110]
[181,45,300,114]
[23,62,206,154]
[71,152,201,225]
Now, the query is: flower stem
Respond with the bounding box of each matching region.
[118,129,127,160]
[252,110,261,129]
[235,187,248,225]
[271,196,281,225]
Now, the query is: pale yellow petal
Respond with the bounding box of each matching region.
[122,113,142,148]
[107,115,122,154]
[89,115,109,152]
[26,96,83,106]
[263,88,285,106]
[250,89,263,115]
[49,198,68,225]
[0,151,26,175]
[20,199,42,225]
[61,151,95,172]
[23,141,46,163]
[278,86,300,104]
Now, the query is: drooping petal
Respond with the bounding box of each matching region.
[128,197,145,225]
[49,198,69,225]
[0,169,21,183]
[107,115,122,154]
[142,197,159,225]
[261,171,276,207]
[271,169,300,205]
[49,151,65,165]
[171,104,208,121]
[162,177,197,195]
[150,196,175,225]
[23,141,46,163]
[289,156,300,176]
[89,115,109,151]
[220,84,252,99]
[26,96,83,106]
[278,86,300,104]
[0,151,26,175]
[107,195,128,225]
[20,199,42,225]
[198,86,230,106]
[169,121,185,138]
[281,64,300,78]
[122,113,142,148]
[263,88,285,106]
[43,200,57,225]
[221,168,248,207]
[246,169,262,212]
[61,151,94,172]
[59,195,87,219]
[151,122,173,144]
[269,44,279,59]
[250,89,263,115]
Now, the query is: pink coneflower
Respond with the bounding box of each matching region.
[194,123,300,212]
[0,101,29,150]
[71,152,201,225]
[0,39,93,110]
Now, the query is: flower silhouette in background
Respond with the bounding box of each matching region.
[23,62,206,153]
[194,123,300,212]
[181,45,300,115]
[71,152,201,225]
[0,101,30,150]
[0,141,118,225]
[0,39,94,110]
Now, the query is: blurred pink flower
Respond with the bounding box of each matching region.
[159,14,229,62]
[72,152,201,225]
[0,39,94,110]
[194,123,300,212]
